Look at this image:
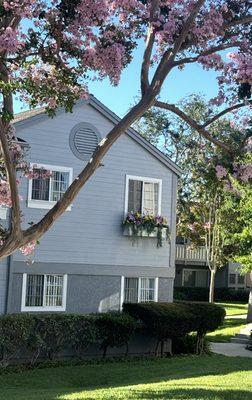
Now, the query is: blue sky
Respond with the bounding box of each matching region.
[14,43,219,117]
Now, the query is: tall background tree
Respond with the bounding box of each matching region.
[0,0,251,257]
[135,95,252,303]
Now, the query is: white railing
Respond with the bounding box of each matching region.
[176,244,207,262]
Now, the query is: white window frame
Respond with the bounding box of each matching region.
[124,175,162,216]
[120,276,158,309]
[21,273,67,312]
[182,268,209,288]
[28,163,73,210]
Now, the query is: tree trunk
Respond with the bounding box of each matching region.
[247,275,252,323]
[209,269,216,303]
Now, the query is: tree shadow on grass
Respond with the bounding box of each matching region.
[1,355,252,400]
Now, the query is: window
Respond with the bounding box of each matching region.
[123,277,158,304]
[183,269,209,288]
[237,274,245,284]
[28,163,73,209]
[21,273,67,311]
[229,274,236,285]
[125,175,162,215]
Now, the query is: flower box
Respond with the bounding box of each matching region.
[122,212,170,247]
[123,225,167,239]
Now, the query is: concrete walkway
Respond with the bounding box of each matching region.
[210,342,252,358]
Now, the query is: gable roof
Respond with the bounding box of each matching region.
[14,96,182,176]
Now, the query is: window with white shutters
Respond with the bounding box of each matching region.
[126,176,161,215]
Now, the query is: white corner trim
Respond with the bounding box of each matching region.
[124,175,162,215]
[120,276,125,311]
[154,277,159,302]
[21,273,67,312]
[27,163,73,211]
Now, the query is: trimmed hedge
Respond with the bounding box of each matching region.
[123,301,225,355]
[0,312,136,367]
[174,287,250,302]
[94,313,136,357]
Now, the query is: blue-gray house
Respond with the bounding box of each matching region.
[0,96,181,314]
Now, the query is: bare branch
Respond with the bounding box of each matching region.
[154,100,232,153]
[223,15,252,30]
[202,102,250,128]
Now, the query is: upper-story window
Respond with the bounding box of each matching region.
[125,175,162,215]
[28,164,73,209]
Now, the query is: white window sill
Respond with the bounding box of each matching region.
[27,200,72,211]
[21,306,66,312]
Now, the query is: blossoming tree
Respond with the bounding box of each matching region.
[136,96,251,302]
[0,0,251,258]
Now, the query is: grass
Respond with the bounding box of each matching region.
[206,318,246,342]
[206,302,247,342]
[0,355,252,400]
[216,302,248,316]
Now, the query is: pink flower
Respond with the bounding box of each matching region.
[215,165,227,180]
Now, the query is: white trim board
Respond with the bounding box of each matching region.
[21,273,67,312]
[27,163,73,210]
[124,175,162,216]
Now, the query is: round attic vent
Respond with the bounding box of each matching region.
[69,122,101,161]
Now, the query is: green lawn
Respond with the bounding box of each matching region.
[206,302,247,342]
[216,302,248,316]
[206,318,246,342]
[0,355,251,400]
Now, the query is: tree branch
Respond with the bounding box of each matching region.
[141,0,159,95]
[0,64,22,236]
[223,15,252,30]
[174,41,241,67]
[202,102,250,128]
[150,0,206,94]
[154,100,232,153]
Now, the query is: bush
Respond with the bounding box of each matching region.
[27,314,75,363]
[70,315,98,358]
[0,314,33,367]
[176,301,226,353]
[172,334,210,355]
[123,302,193,356]
[174,287,249,302]
[94,313,136,357]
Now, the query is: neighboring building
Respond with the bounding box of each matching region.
[0,96,181,314]
[174,238,251,290]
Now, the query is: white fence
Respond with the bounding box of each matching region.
[176,245,207,262]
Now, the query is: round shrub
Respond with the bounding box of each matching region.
[123,302,194,356]
[69,315,98,358]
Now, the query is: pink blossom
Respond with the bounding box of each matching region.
[215,165,228,180]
